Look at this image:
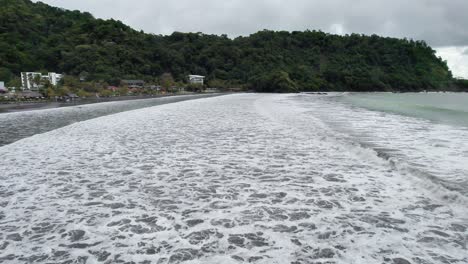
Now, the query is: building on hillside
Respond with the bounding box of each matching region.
[0,81,4,89]
[20,72,63,91]
[47,72,63,86]
[21,72,41,90]
[122,80,145,88]
[188,75,205,85]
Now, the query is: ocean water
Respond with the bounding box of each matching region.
[0,94,466,263]
[0,94,220,146]
[299,92,468,197]
[338,92,468,128]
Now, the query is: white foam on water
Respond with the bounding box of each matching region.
[0,94,466,264]
[294,93,468,199]
[0,94,219,147]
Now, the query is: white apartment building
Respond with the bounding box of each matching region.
[21,72,41,90]
[188,75,205,85]
[21,72,63,90]
[47,72,63,86]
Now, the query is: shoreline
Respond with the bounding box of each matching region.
[0,93,215,113]
[0,93,226,146]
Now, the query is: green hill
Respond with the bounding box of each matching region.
[0,0,456,92]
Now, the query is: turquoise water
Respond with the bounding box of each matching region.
[338,92,468,128]
[303,92,468,197]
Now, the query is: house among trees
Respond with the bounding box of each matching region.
[188,75,205,85]
[20,72,63,91]
[122,80,145,88]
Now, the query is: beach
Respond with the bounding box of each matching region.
[0,94,466,263]
[0,94,205,114]
[0,94,222,146]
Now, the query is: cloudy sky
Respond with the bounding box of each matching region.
[35,0,468,78]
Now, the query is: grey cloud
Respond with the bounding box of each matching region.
[435,46,468,78]
[34,0,468,47]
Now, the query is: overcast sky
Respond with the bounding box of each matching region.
[34,0,468,78]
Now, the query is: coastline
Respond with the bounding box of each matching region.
[0,93,226,147]
[0,93,212,113]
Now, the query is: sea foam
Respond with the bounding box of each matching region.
[0,94,466,263]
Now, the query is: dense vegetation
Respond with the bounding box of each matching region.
[0,0,461,92]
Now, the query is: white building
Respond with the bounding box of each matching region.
[0,81,4,89]
[188,75,205,85]
[21,72,63,90]
[21,72,41,90]
[47,72,63,86]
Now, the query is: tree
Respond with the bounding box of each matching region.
[160,73,175,90]
[0,0,455,92]
[117,86,129,96]
[32,74,42,88]
[99,89,113,97]
[56,86,71,96]
[187,83,203,92]
[6,76,21,88]
[39,79,52,96]
[46,87,56,98]
[77,89,91,98]
[0,67,13,82]
[207,79,228,89]
[270,71,298,93]
[63,76,81,88]
[454,79,468,91]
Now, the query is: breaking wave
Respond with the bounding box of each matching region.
[295,93,468,200]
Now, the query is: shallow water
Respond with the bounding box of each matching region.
[0,94,466,263]
[338,92,468,128]
[301,93,468,197]
[0,94,220,146]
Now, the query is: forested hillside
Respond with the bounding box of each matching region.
[0,0,456,92]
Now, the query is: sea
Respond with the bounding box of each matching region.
[0,93,466,263]
[0,94,220,146]
[300,92,468,197]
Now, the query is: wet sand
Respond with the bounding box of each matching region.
[0,94,200,114]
